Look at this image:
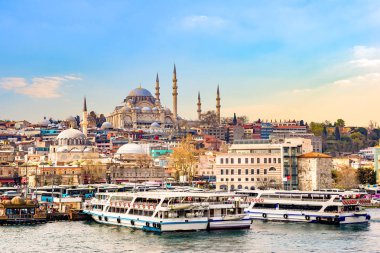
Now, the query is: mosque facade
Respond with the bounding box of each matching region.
[106,66,179,130]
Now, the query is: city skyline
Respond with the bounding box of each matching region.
[1,0,380,126]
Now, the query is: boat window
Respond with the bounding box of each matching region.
[324,206,338,212]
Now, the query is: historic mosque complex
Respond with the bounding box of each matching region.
[106,65,221,130]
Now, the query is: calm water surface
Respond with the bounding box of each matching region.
[1,209,379,253]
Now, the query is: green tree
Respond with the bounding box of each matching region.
[309,122,324,136]
[335,119,345,127]
[334,126,341,140]
[357,168,376,185]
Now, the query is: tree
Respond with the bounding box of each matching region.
[334,166,358,189]
[322,126,328,138]
[299,120,305,126]
[335,119,345,127]
[334,126,341,140]
[201,111,218,126]
[309,122,324,136]
[170,135,199,183]
[97,114,107,128]
[357,168,376,185]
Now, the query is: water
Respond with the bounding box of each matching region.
[1,209,380,253]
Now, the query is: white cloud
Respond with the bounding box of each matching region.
[0,75,81,98]
[181,15,226,29]
[349,45,380,68]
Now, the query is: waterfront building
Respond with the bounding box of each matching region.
[297,152,333,191]
[48,128,99,164]
[373,145,380,184]
[106,67,178,130]
[215,139,302,190]
[109,143,166,183]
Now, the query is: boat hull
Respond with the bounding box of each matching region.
[208,218,251,230]
[86,211,208,232]
[246,210,370,225]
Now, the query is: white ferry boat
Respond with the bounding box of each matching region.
[83,191,251,232]
[238,190,371,225]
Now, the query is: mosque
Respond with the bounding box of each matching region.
[106,65,179,130]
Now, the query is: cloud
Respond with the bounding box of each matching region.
[181,15,226,29]
[0,75,81,98]
[349,45,380,68]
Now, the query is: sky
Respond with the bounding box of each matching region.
[1,0,380,126]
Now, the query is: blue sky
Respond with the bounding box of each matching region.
[1,0,380,126]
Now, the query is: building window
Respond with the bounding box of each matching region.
[226,178,228,181]
[273,158,276,163]
[251,158,254,164]
[257,158,260,163]
[257,169,260,175]
[238,158,241,164]
[231,178,234,181]
[231,169,235,175]
[221,169,224,175]
[245,169,248,175]
[257,178,260,181]
[231,158,234,164]
[220,158,224,164]
[221,178,224,181]
[226,169,229,175]
[264,158,267,163]
[251,169,254,174]
[269,167,276,172]
[269,158,271,163]
[245,178,249,181]
[245,158,249,164]
[251,178,254,181]
[226,158,229,164]
[278,158,281,163]
[238,178,241,181]
[264,178,267,181]
[264,169,267,174]
[238,169,241,175]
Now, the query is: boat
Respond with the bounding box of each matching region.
[238,190,371,225]
[83,191,251,232]
[0,196,47,225]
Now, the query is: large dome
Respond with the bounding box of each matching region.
[128,87,153,97]
[57,128,86,139]
[116,143,145,155]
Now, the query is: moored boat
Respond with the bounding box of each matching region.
[83,191,251,232]
[239,190,371,225]
[0,196,47,225]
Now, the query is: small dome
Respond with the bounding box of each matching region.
[152,107,158,111]
[84,147,92,152]
[133,107,141,111]
[164,108,171,113]
[11,196,25,205]
[142,107,151,112]
[128,87,153,97]
[150,122,160,129]
[101,122,112,129]
[116,143,145,155]
[57,128,85,139]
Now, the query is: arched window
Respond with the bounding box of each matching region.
[269,167,276,172]
[238,185,242,189]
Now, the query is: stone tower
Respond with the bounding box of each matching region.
[172,64,178,122]
[197,91,202,120]
[155,73,160,102]
[82,96,88,137]
[216,85,221,125]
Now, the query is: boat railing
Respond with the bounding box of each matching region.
[256,196,331,202]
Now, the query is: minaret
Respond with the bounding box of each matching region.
[197,91,202,120]
[82,96,88,137]
[155,73,160,102]
[172,64,178,121]
[216,85,221,125]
